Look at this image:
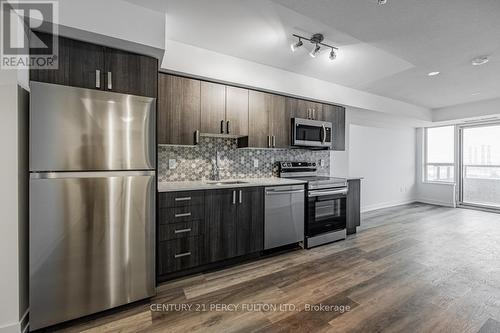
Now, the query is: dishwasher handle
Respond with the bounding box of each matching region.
[265,189,305,195]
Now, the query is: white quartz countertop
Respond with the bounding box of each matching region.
[158,177,307,192]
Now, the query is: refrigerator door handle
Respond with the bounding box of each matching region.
[30,170,156,179]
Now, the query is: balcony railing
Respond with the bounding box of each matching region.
[425,163,454,182]
[463,164,500,180]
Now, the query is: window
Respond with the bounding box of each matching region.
[424,126,455,183]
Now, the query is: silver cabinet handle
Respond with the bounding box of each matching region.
[272,136,276,148]
[268,136,271,148]
[175,212,191,218]
[95,69,101,88]
[174,228,192,234]
[226,120,230,134]
[175,197,191,202]
[239,190,242,204]
[220,120,225,133]
[266,189,305,195]
[195,130,200,145]
[308,189,348,197]
[232,190,236,205]
[107,72,112,90]
[174,252,191,259]
[313,109,316,119]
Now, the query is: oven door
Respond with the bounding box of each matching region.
[292,118,332,148]
[307,188,347,237]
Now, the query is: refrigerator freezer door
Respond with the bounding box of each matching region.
[30,82,156,172]
[29,171,156,330]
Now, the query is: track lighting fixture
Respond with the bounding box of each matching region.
[309,43,321,58]
[329,48,337,61]
[290,33,339,61]
[290,38,303,52]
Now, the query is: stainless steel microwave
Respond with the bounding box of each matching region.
[291,118,333,148]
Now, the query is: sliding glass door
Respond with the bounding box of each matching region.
[459,123,500,209]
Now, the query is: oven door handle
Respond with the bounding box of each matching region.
[308,189,348,197]
[322,124,326,144]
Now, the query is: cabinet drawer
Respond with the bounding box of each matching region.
[158,236,204,274]
[159,191,205,208]
[159,205,204,224]
[158,220,202,241]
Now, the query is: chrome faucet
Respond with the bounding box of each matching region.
[212,149,220,181]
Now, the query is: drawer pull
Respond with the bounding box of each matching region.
[174,228,192,234]
[175,197,191,202]
[174,252,191,259]
[175,212,191,218]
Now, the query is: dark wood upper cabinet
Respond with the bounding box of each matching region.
[322,104,346,151]
[30,32,104,90]
[269,94,288,148]
[226,86,249,136]
[104,48,158,98]
[30,32,157,98]
[287,97,322,120]
[248,91,271,148]
[158,74,201,145]
[201,81,226,134]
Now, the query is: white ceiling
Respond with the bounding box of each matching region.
[127,0,500,109]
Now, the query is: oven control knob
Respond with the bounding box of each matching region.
[312,163,316,167]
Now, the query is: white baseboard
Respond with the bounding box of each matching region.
[361,199,417,213]
[415,198,456,208]
[0,322,21,333]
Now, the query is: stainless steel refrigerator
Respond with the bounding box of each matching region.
[29,82,156,330]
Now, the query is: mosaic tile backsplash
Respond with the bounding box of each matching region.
[158,137,331,182]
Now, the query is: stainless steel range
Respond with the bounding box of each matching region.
[279,162,348,248]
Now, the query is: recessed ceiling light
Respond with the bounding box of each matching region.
[427,71,440,76]
[472,56,489,66]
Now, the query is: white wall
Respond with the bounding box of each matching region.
[0,6,29,332]
[433,97,500,123]
[348,124,417,212]
[162,40,432,122]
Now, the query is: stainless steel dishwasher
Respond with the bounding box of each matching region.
[265,185,305,250]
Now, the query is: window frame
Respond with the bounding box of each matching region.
[423,126,455,184]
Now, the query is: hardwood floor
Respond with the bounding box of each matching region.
[47,203,500,333]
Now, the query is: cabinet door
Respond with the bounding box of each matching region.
[206,190,238,262]
[269,94,288,148]
[30,32,104,90]
[201,81,226,134]
[248,91,271,148]
[287,98,323,120]
[347,179,361,235]
[104,48,158,97]
[236,187,264,256]
[322,104,346,151]
[158,74,201,145]
[226,86,249,136]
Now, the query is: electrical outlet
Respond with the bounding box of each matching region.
[320,159,325,167]
[253,159,259,168]
[168,159,177,170]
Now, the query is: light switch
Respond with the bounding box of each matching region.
[320,159,325,167]
[169,159,177,169]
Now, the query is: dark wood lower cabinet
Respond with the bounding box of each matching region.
[235,188,264,256]
[157,187,264,280]
[205,189,238,262]
[347,179,361,235]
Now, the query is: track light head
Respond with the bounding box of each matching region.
[329,49,337,61]
[309,43,321,58]
[290,38,303,52]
